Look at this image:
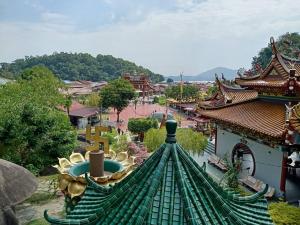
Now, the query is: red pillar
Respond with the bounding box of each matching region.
[214,127,217,154]
[280,153,288,193]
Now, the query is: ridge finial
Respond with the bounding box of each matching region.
[165,120,177,143]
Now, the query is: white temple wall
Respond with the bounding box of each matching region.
[216,127,283,195]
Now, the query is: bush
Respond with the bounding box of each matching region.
[128,118,158,141]
[144,128,207,154]
[269,202,300,225]
[153,96,159,104]
[102,128,118,145]
[111,135,128,154]
[158,96,166,106]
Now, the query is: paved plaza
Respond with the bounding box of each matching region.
[108,103,196,130]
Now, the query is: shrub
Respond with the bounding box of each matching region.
[128,118,158,141]
[269,202,300,225]
[144,128,207,154]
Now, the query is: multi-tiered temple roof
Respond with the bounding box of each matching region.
[198,37,300,145]
[235,37,300,96]
[45,120,273,225]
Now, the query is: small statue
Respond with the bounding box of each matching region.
[285,102,293,121]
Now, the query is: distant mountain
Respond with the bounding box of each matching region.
[167,67,237,81]
[0,53,164,83]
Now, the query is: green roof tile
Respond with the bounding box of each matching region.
[45,120,274,225]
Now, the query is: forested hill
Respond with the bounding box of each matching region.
[0,53,164,83]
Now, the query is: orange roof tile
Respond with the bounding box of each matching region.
[200,101,286,138]
[235,78,287,87]
[200,79,258,109]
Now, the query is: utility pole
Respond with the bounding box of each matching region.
[180,72,183,102]
[99,104,103,125]
[179,72,183,127]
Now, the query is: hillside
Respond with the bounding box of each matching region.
[0,53,164,83]
[168,67,237,81]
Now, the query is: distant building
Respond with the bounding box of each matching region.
[197,37,300,201]
[62,80,107,96]
[59,101,99,129]
[122,73,155,98]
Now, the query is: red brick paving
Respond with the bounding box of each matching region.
[108,103,195,130]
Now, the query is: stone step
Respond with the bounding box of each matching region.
[204,141,215,155]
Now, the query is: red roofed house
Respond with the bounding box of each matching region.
[61,101,99,129]
[197,37,300,201]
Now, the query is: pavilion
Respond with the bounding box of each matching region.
[197,37,300,201]
[45,120,273,225]
[122,73,155,100]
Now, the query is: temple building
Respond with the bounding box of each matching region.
[122,73,155,99]
[45,120,273,225]
[197,37,300,201]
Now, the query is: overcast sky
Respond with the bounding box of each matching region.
[0,0,299,76]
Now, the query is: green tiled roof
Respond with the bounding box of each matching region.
[45,120,273,225]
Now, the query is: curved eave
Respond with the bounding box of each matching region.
[199,95,258,110]
[280,53,300,64]
[236,74,261,81]
[236,80,288,88]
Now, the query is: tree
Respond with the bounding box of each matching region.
[207,85,217,97]
[251,32,300,72]
[85,92,101,107]
[144,128,207,153]
[100,79,135,122]
[20,65,53,80]
[0,52,164,83]
[128,118,158,142]
[166,78,174,83]
[165,84,199,100]
[65,94,72,116]
[0,67,77,174]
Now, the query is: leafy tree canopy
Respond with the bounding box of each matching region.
[0,66,77,173]
[128,118,158,141]
[144,128,207,154]
[251,32,300,72]
[207,85,217,97]
[0,52,164,83]
[166,78,174,83]
[100,78,135,122]
[165,84,199,100]
[85,92,101,107]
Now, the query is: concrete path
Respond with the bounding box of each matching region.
[16,176,65,225]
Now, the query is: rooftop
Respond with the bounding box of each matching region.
[199,77,257,109]
[45,120,273,225]
[235,37,300,92]
[200,101,286,139]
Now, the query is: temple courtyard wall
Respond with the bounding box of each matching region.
[216,127,283,196]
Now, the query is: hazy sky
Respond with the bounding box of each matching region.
[0,0,300,75]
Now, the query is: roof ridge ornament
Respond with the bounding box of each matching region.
[165,120,177,143]
[270,36,278,55]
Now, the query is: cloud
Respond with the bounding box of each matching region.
[0,0,300,75]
